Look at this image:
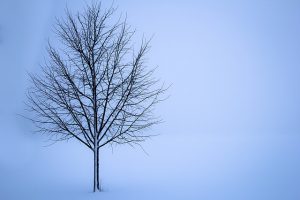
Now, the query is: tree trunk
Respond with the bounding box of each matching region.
[93,148,100,192]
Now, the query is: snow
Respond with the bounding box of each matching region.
[1,128,300,200]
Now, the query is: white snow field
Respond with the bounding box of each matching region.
[0,123,299,200]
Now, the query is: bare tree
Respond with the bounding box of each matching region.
[26,2,166,192]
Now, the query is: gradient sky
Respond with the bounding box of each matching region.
[0,0,300,199]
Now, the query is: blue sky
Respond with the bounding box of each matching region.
[0,0,300,199]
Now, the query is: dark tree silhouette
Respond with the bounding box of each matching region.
[26,2,166,192]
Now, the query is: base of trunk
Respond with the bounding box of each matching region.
[93,148,101,192]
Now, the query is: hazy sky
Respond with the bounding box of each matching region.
[1,0,300,135]
[0,0,300,199]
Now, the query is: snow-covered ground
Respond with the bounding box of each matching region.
[1,123,299,200]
